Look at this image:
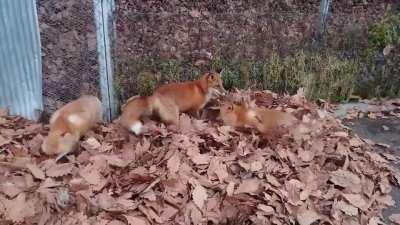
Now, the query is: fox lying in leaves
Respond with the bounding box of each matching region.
[219,98,298,133]
[41,95,102,161]
[119,71,226,135]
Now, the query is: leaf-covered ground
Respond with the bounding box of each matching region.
[1,90,400,225]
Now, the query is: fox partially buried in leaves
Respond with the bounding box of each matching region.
[219,98,298,133]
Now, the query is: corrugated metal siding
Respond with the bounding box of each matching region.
[0,0,43,121]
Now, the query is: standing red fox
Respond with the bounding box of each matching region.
[119,71,226,135]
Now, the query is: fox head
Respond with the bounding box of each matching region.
[41,129,79,156]
[204,70,226,93]
[219,101,241,126]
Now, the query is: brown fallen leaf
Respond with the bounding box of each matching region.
[286,179,303,206]
[167,152,181,174]
[226,181,235,196]
[0,179,23,198]
[103,154,129,167]
[46,163,75,177]
[296,206,320,225]
[124,215,149,225]
[4,193,36,223]
[330,169,361,191]
[336,200,358,216]
[79,164,107,191]
[366,151,388,164]
[235,178,261,195]
[349,137,363,147]
[333,131,348,137]
[390,214,400,224]
[81,137,101,150]
[376,194,395,206]
[368,216,384,225]
[192,184,208,209]
[362,177,375,197]
[342,193,369,210]
[298,149,315,162]
[257,204,275,215]
[379,175,392,194]
[26,163,45,180]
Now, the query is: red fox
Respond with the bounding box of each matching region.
[119,71,226,135]
[219,100,297,133]
[41,95,102,160]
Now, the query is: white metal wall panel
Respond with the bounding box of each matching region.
[0,0,43,120]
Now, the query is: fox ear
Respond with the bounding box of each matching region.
[215,68,223,74]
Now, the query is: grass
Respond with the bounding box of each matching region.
[115,51,359,103]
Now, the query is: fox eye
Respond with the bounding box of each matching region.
[227,105,233,111]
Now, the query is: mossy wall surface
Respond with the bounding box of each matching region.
[114,1,399,103]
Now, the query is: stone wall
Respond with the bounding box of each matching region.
[115,0,393,62]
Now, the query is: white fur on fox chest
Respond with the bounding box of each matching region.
[199,88,215,109]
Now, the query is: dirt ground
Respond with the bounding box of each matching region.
[349,118,400,224]
[338,105,400,224]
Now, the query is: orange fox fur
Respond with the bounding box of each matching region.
[119,71,226,135]
[41,95,102,160]
[219,100,297,133]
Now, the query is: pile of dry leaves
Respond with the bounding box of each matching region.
[1,90,400,225]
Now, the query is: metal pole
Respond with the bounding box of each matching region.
[94,0,117,122]
[319,0,332,38]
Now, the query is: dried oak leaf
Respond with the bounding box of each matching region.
[192,184,208,209]
[296,206,320,225]
[26,163,45,180]
[286,179,303,206]
[187,150,211,165]
[46,163,75,177]
[167,152,181,174]
[79,164,107,191]
[362,177,375,197]
[333,131,348,138]
[124,215,149,225]
[368,216,384,225]
[81,137,101,150]
[390,214,400,224]
[0,134,10,147]
[93,192,138,212]
[235,178,261,195]
[342,194,369,210]
[3,193,36,223]
[336,200,358,216]
[257,204,275,215]
[349,137,363,147]
[103,154,129,168]
[160,203,179,222]
[376,194,395,206]
[226,181,235,196]
[379,175,392,194]
[298,149,315,162]
[208,158,229,182]
[366,151,388,164]
[330,169,361,191]
[0,179,24,198]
